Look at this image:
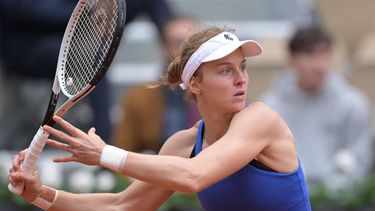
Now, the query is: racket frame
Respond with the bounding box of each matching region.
[8,0,126,194]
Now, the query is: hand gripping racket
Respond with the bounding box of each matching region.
[9,0,126,194]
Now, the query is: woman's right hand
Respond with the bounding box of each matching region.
[43,115,106,166]
[8,150,43,202]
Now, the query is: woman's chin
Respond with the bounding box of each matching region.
[230,102,246,113]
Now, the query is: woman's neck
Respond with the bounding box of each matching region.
[198,106,234,146]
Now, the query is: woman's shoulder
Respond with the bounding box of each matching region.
[158,121,201,158]
[246,101,277,114]
[228,102,288,138]
[234,102,279,125]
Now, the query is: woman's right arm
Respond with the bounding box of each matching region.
[10,168,173,211]
[50,181,174,211]
[8,130,190,211]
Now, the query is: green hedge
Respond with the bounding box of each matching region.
[310,175,375,210]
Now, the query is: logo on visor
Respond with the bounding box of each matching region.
[224,34,234,41]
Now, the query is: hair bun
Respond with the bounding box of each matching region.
[165,56,183,86]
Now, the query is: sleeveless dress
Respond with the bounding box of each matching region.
[191,121,312,211]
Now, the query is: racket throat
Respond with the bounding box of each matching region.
[42,93,60,126]
[55,85,95,118]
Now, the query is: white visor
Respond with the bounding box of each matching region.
[180,31,262,89]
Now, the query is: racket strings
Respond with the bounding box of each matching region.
[64,0,118,95]
[66,3,112,93]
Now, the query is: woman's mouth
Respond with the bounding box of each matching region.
[234,90,245,96]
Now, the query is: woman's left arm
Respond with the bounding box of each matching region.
[45,103,281,192]
[122,103,283,192]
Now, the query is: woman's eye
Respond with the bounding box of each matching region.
[240,64,246,71]
[222,68,231,74]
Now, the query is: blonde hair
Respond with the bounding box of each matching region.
[160,26,234,101]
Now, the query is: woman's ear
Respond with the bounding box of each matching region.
[189,76,202,95]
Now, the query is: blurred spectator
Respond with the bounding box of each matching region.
[0,0,78,149]
[0,0,174,148]
[112,17,200,153]
[125,0,174,35]
[260,26,373,189]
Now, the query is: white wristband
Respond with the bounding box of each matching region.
[100,145,128,172]
[31,186,58,210]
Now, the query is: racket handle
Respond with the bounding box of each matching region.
[8,127,49,194]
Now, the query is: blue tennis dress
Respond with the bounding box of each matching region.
[192,121,312,211]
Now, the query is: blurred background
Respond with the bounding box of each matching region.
[0,0,374,210]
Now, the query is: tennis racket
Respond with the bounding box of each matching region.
[9,0,126,194]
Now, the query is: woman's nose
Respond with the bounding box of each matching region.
[234,70,247,85]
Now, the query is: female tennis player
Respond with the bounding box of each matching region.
[9,26,312,211]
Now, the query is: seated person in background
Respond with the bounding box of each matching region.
[112,17,200,153]
[260,26,373,189]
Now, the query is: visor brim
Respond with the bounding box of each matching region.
[202,40,262,63]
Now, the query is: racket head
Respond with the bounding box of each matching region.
[56,0,126,99]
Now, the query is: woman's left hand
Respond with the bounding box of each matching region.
[8,149,42,202]
[44,115,106,166]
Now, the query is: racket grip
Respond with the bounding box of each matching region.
[8,127,49,194]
